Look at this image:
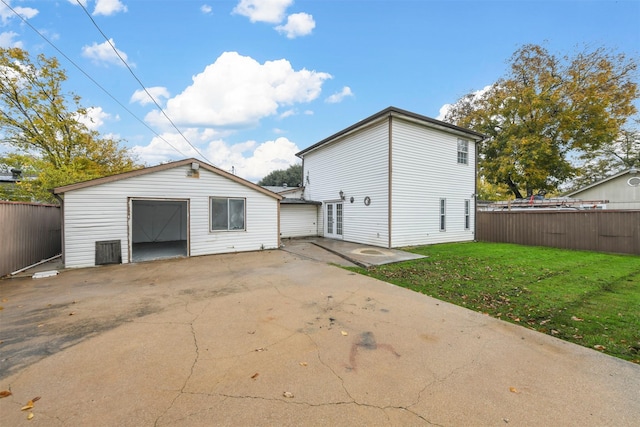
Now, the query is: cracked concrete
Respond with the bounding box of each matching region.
[1,250,639,426]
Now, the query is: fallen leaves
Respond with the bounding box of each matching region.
[27,412,34,420]
[254,347,267,352]
[21,396,40,411]
[341,331,348,336]
[0,390,12,398]
[509,387,519,394]
[250,373,259,380]
[594,345,606,351]
[282,391,294,398]
[299,362,308,367]
[571,316,584,322]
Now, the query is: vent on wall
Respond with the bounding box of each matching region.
[628,176,640,187]
[95,240,122,265]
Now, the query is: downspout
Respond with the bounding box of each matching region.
[52,191,65,266]
[388,114,393,249]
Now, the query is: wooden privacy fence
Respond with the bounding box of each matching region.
[476,210,640,256]
[0,201,62,277]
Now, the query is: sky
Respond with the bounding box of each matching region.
[1,0,639,182]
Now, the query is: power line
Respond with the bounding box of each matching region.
[74,0,212,163]
[0,0,193,161]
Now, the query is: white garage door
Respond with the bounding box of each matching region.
[280,204,318,238]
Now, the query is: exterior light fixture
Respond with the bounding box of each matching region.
[339,190,345,200]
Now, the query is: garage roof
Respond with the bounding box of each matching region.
[53,158,282,200]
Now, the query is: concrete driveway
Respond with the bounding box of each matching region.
[1,250,638,426]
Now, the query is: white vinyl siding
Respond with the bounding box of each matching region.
[303,119,390,247]
[280,204,318,238]
[62,165,279,268]
[391,118,476,246]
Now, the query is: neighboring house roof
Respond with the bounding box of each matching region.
[53,158,282,200]
[563,168,639,197]
[296,106,486,157]
[263,186,304,195]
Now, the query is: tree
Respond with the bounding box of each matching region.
[258,163,303,186]
[0,47,138,203]
[445,44,638,198]
[570,124,640,190]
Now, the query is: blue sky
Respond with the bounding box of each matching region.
[1,0,639,181]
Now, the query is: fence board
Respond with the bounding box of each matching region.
[476,210,640,255]
[0,201,62,276]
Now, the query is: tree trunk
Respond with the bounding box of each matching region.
[506,174,524,199]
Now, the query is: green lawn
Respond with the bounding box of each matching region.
[350,242,640,364]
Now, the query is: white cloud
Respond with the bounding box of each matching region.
[275,12,315,38]
[93,0,128,16]
[325,86,353,104]
[68,0,88,6]
[0,31,22,48]
[130,87,170,106]
[81,39,132,67]
[132,130,300,182]
[437,85,492,121]
[75,106,112,130]
[233,0,293,24]
[279,109,295,119]
[201,4,212,14]
[436,104,451,121]
[145,51,331,129]
[1,1,38,25]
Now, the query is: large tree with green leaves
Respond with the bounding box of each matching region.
[258,163,302,187]
[0,47,138,203]
[445,44,638,198]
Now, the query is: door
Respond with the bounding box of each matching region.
[325,202,343,239]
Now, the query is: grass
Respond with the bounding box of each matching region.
[349,242,640,364]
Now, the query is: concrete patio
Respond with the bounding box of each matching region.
[0,249,638,426]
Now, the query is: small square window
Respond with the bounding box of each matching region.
[457,139,469,165]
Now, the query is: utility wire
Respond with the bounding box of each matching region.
[0,0,191,161]
[74,0,212,163]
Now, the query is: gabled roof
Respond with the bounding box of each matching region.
[563,168,638,197]
[296,106,486,157]
[53,158,282,200]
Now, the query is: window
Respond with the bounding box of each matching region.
[210,197,245,231]
[439,199,446,231]
[464,199,470,230]
[457,139,469,165]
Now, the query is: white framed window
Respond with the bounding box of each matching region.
[439,198,446,231]
[210,197,245,231]
[464,199,470,230]
[457,139,469,165]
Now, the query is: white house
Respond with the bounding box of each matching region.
[296,106,485,248]
[564,168,640,210]
[54,158,281,269]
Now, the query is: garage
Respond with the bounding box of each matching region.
[54,158,282,269]
[280,199,320,238]
[131,199,189,262]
